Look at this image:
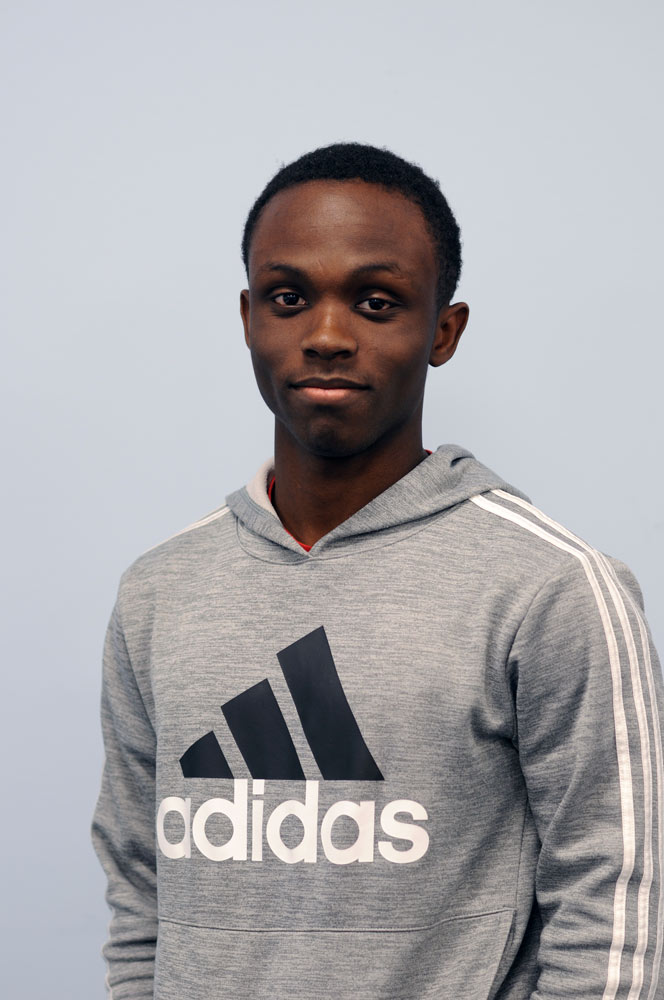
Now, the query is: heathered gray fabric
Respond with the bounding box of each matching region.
[92,444,664,999]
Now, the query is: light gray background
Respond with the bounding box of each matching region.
[2,1,662,996]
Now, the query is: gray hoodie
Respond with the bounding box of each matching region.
[92,444,664,999]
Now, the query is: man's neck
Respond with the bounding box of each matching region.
[270,429,430,548]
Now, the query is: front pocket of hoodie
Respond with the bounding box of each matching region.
[154,908,514,1000]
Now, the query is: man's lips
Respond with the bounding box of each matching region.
[290,377,370,404]
[291,377,369,389]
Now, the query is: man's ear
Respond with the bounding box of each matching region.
[429,301,469,368]
[240,289,251,347]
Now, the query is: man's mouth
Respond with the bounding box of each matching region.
[290,377,370,403]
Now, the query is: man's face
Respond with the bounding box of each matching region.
[240,179,466,459]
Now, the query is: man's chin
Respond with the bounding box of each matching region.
[305,439,362,460]
[275,412,380,460]
[297,426,370,460]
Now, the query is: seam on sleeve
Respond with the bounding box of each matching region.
[504,564,582,747]
[113,584,156,737]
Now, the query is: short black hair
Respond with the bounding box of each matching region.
[241,142,462,308]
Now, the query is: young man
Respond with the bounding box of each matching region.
[92,143,664,999]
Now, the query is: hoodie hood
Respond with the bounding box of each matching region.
[226,444,529,563]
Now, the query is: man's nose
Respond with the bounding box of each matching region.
[300,302,358,359]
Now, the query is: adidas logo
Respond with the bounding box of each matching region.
[180,626,383,781]
[157,627,430,866]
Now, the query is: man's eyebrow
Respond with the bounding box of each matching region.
[255,261,411,280]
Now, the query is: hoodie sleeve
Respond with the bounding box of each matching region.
[508,554,664,999]
[91,595,158,999]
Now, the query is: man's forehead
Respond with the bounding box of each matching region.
[249,180,436,275]
[255,259,412,280]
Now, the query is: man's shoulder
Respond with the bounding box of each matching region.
[458,486,644,613]
[117,501,235,597]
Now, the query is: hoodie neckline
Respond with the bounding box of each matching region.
[225,444,529,564]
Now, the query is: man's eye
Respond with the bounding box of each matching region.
[357,297,396,312]
[273,292,305,307]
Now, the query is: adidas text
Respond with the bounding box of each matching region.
[157,780,429,865]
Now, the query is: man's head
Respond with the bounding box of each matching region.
[240,143,469,461]
[242,142,462,311]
